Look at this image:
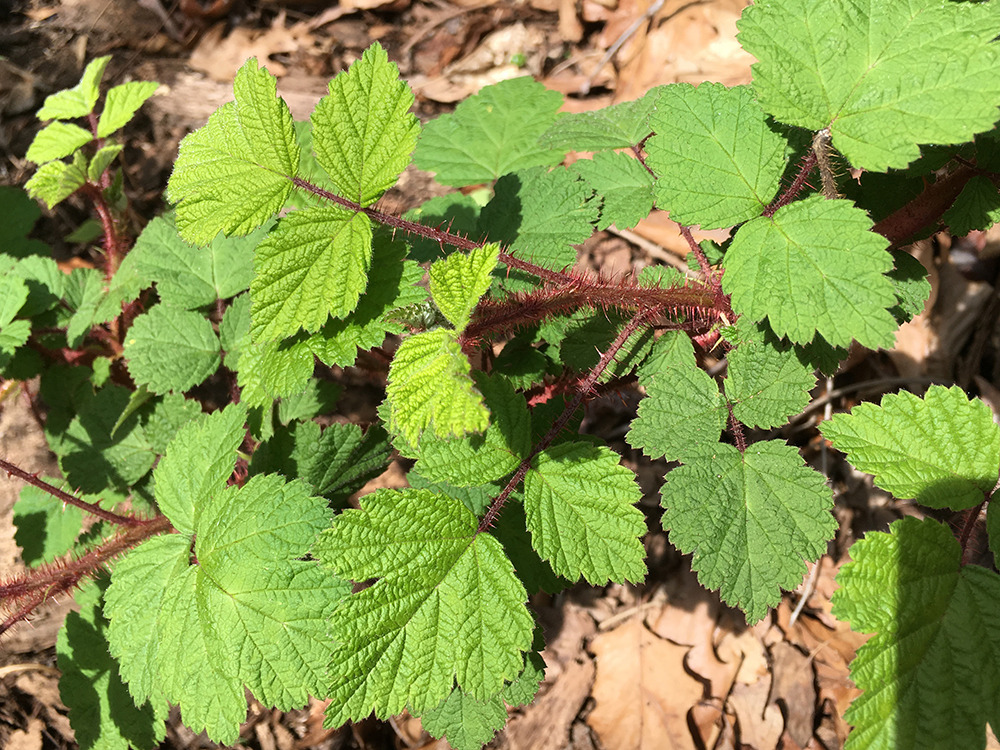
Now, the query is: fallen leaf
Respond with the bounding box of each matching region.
[587,617,703,750]
[727,674,784,750]
[189,13,315,82]
[717,627,769,686]
[501,658,596,750]
[768,642,816,748]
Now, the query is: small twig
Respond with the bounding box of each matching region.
[788,556,822,628]
[579,0,667,95]
[606,226,698,277]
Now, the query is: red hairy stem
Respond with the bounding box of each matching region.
[959,499,987,566]
[0,457,143,526]
[81,183,126,282]
[478,307,657,532]
[524,373,637,407]
[872,165,975,248]
[0,514,172,637]
[632,142,655,178]
[764,149,818,218]
[726,400,747,454]
[678,225,727,316]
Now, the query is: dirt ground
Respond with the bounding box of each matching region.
[3,0,1000,748]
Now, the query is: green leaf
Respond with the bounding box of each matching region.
[97,81,159,137]
[559,310,655,382]
[570,151,654,231]
[429,244,499,330]
[477,166,598,274]
[25,151,88,209]
[220,293,251,367]
[131,214,261,310]
[26,121,94,164]
[106,469,345,745]
[88,143,124,182]
[832,517,1000,750]
[419,686,508,750]
[416,372,531,487]
[123,306,221,395]
[722,196,897,348]
[166,58,299,246]
[647,83,786,229]
[627,331,726,462]
[738,0,1000,171]
[661,441,835,624]
[725,321,816,429]
[385,328,489,445]
[37,56,110,119]
[524,441,646,584]
[141,393,204,455]
[315,488,534,720]
[943,175,1000,238]
[0,275,30,356]
[414,77,565,186]
[57,579,165,750]
[250,206,373,340]
[820,385,1000,511]
[404,192,483,263]
[887,249,931,325]
[407,471,503,517]
[0,186,47,258]
[276,378,342,424]
[492,500,565,595]
[152,404,246,534]
[310,43,419,206]
[539,91,659,151]
[14,481,84,565]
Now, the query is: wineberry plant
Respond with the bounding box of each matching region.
[5,0,1000,748]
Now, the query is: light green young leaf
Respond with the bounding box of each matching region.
[57,580,165,750]
[661,441,835,624]
[88,143,124,182]
[385,328,489,445]
[722,196,897,348]
[250,206,373,340]
[26,121,94,164]
[25,151,88,209]
[832,517,1000,750]
[97,81,160,137]
[477,166,598,274]
[738,0,1000,171]
[627,331,726,462]
[429,244,499,330]
[220,292,251,366]
[315,488,534,721]
[236,336,315,408]
[166,58,299,246]
[647,83,786,229]
[124,307,221,395]
[414,77,565,186]
[570,150,654,231]
[820,385,1000,511]
[37,56,110,120]
[152,404,247,535]
[416,372,531,487]
[310,43,419,206]
[539,90,659,151]
[106,472,345,746]
[0,275,30,355]
[943,175,1000,238]
[524,441,646,585]
[14,482,84,565]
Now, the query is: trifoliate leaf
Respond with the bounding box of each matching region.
[130,214,261,310]
[570,150,655,231]
[416,372,531,487]
[414,77,565,186]
[250,206,372,340]
[477,166,598,273]
[152,404,246,535]
[37,56,110,119]
[14,482,84,565]
[725,321,816,429]
[647,83,786,229]
[59,385,156,494]
[124,307,221,395]
[821,385,1000,511]
[429,244,499,330]
[316,488,534,719]
[627,331,726,462]
[738,0,1000,171]
[385,328,489,445]
[832,517,1000,750]
[57,579,165,750]
[107,471,345,745]
[722,196,897,348]
[25,151,88,209]
[404,192,483,262]
[166,58,299,246]
[97,81,159,138]
[661,441,835,623]
[943,175,1000,238]
[310,43,419,206]
[87,143,124,182]
[26,121,93,164]
[539,91,659,151]
[524,441,646,584]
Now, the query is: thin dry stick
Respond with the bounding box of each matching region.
[606,225,698,277]
[580,0,666,94]
[788,555,822,628]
